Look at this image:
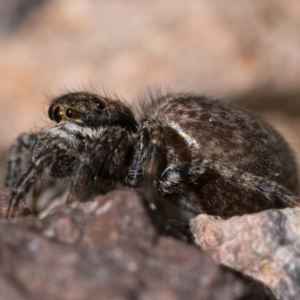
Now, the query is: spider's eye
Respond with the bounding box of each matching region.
[53,107,62,123]
[94,98,105,110]
[48,106,53,120]
[66,108,73,118]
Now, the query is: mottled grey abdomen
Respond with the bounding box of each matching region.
[145,95,299,217]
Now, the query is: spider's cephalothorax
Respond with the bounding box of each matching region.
[6,92,300,219]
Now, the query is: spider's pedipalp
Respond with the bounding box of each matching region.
[66,126,129,203]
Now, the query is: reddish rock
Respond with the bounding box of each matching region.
[0,190,274,299]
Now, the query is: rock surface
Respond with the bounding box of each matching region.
[191,208,300,300]
[0,190,274,300]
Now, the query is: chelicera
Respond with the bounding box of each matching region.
[6,92,300,219]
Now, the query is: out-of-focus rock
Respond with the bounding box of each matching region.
[0,190,275,300]
[0,0,47,32]
[190,208,300,300]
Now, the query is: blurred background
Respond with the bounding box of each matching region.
[1,0,300,188]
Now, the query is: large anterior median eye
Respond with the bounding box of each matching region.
[53,106,62,123]
[94,98,105,110]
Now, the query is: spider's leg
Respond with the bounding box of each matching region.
[159,159,300,208]
[125,120,150,187]
[159,159,211,194]
[143,124,166,210]
[67,127,128,203]
[215,162,300,207]
[6,145,67,219]
[126,120,166,210]
[6,133,37,188]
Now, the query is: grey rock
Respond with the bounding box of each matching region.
[191,208,300,300]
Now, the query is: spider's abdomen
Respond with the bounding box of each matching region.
[144,95,299,216]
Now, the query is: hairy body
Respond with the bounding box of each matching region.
[6,92,300,218]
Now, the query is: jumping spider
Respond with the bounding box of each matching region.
[5,92,300,219]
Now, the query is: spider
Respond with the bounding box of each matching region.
[5,91,300,219]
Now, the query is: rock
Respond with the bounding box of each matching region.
[190,208,300,300]
[0,190,274,299]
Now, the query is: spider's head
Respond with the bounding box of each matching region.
[48,92,138,133]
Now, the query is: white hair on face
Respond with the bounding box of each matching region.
[46,122,105,149]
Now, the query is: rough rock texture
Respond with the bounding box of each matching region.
[0,190,274,300]
[191,208,300,300]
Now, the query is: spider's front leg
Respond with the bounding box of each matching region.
[125,120,150,188]
[125,120,167,210]
[6,143,69,219]
[143,124,167,210]
[6,133,37,188]
[66,127,129,203]
[159,159,300,217]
